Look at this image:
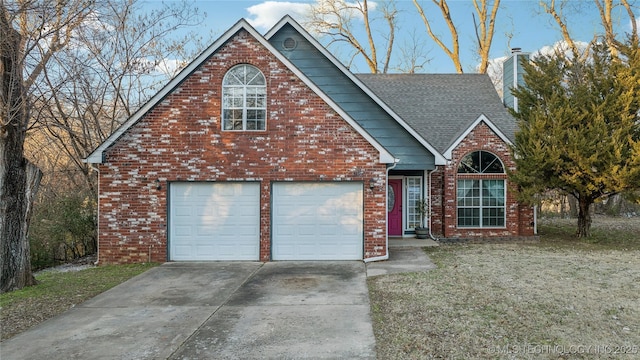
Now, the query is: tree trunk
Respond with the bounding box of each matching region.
[0,162,42,293]
[576,197,593,238]
[568,194,578,218]
[1,5,41,293]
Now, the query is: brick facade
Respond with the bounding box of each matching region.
[430,122,535,238]
[92,23,537,264]
[96,30,387,264]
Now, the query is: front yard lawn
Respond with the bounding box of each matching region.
[0,263,157,340]
[369,216,640,359]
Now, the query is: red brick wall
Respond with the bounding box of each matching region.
[428,168,445,236]
[97,29,387,264]
[432,121,534,239]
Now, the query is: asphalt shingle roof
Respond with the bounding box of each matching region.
[356,73,517,154]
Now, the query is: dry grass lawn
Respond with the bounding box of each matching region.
[0,263,157,340]
[369,216,640,359]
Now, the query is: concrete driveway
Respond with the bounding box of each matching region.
[1,262,376,359]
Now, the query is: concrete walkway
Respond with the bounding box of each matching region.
[366,238,439,277]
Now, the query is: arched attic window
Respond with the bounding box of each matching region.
[222,64,266,131]
[456,151,506,228]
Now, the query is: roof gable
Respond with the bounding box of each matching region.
[443,114,513,159]
[84,18,394,164]
[357,73,517,158]
[266,16,446,166]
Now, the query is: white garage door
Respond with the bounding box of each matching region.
[272,182,363,260]
[169,182,260,261]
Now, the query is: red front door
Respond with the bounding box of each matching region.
[388,179,403,236]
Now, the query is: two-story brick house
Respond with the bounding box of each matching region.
[84,16,534,264]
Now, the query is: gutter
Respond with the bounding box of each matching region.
[364,158,400,263]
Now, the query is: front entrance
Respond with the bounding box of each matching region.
[387,175,425,236]
[388,179,403,236]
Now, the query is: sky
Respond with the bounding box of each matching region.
[144,0,640,75]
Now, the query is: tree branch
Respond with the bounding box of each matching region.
[413,0,463,73]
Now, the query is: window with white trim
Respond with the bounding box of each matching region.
[457,151,506,228]
[222,64,266,131]
[406,177,423,229]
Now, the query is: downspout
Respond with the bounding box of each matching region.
[90,165,100,265]
[427,169,439,241]
[364,158,400,263]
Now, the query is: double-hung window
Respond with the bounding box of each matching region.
[222,64,266,131]
[457,151,506,228]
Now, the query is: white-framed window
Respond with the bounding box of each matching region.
[406,177,423,229]
[456,151,506,228]
[222,64,266,131]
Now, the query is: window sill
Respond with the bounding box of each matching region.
[456,226,507,230]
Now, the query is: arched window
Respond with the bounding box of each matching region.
[456,151,506,228]
[458,150,504,173]
[222,64,266,131]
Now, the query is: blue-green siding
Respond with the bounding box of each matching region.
[503,52,529,111]
[268,25,435,170]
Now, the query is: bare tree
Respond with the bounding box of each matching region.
[539,0,584,56]
[413,0,462,73]
[29,0,204,197]
[1,0,202,292]
[594,0,638,54]
[413,0,501,74]
[307,0,398,73]
[394,28,432,73]
[1,0,92,293]
[472,0,500,73]
[540,0,637,58]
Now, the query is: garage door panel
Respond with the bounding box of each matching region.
[170,182,260,261]
[276,244,294,257]
[174,205,193,217]
[239,206,259,216]
[297,224,315,236]
[319,226,337,236]
[272,183,363,260]
[197,245,215,255]
[173,225,192,236]
[342,226,359,235]
[298,244,317,255]
[195,207,213,217]
[217,244,237,255]
[275,224,294,236]
[342,208,360,216]
[196,226,215,236]
[236,225,259,236]
[173,245,192,257]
